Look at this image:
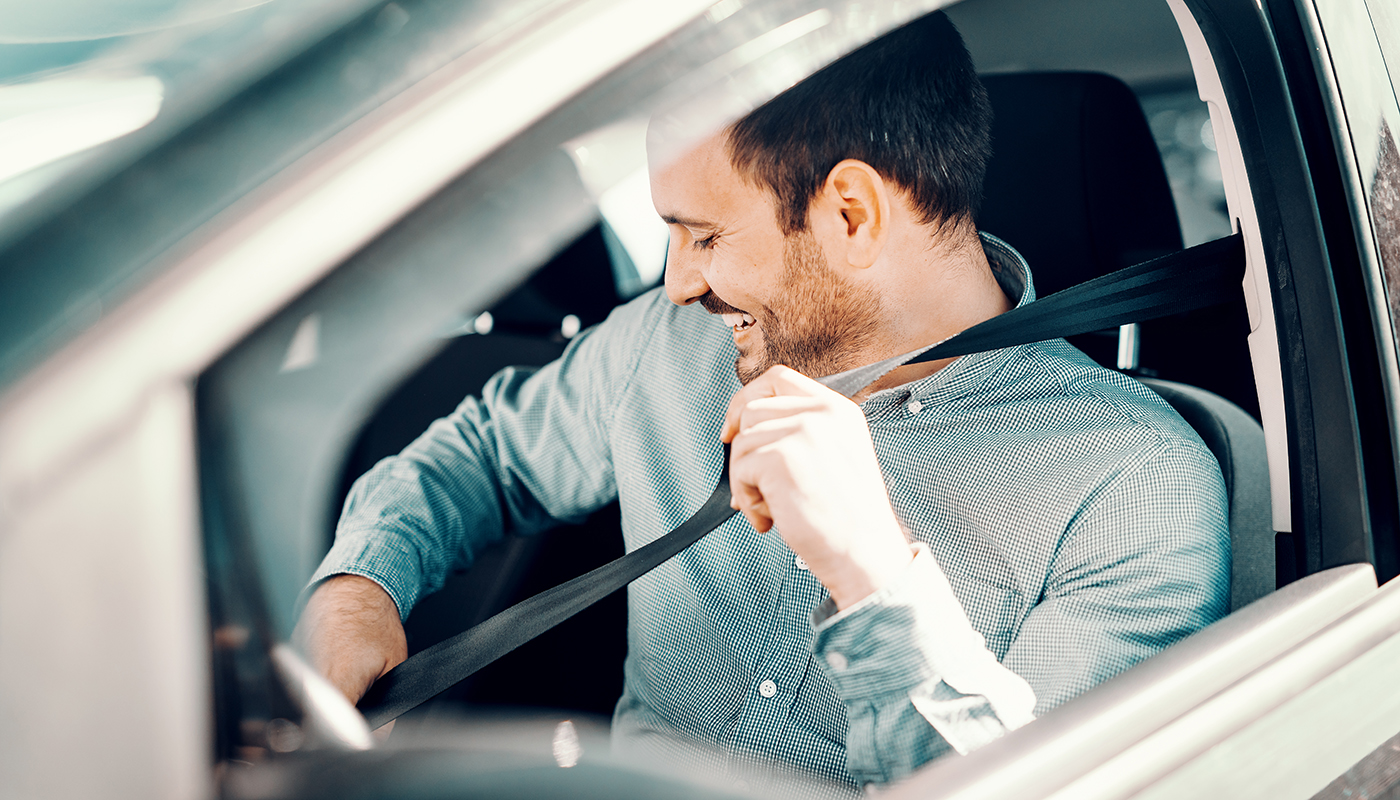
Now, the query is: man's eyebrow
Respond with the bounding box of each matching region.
[660,213,716,228]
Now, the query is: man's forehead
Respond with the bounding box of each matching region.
[648,127,729,178]
[648,121,780,231]
[649,133,743,220]
[645,84,753,166]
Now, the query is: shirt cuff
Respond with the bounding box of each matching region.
[812,543,1036,751]
[302,527,424,622]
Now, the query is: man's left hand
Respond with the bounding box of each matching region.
[721,365,914,610]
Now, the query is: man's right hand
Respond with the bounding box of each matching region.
[292,574,408,719]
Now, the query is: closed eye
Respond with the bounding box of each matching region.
[692,234,718,251]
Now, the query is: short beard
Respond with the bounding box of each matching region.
[734,230,884,384]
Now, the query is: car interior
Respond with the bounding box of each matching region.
[328,0,1273,721]
[322,52,1278,727]
[187,0,1400,794]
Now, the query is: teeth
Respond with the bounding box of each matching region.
[721,312,756,330]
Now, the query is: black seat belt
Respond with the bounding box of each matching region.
[356,232,1246,729]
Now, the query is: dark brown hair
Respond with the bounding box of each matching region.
[726,12,992,234]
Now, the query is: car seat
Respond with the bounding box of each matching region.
[978,71,1258,418]
[1142,378,1274,608]
[977,71,1273,607]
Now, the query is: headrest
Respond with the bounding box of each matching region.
[977,72,1183,297]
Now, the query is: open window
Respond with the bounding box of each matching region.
[181,0,1400,793]
[196,0,958,778]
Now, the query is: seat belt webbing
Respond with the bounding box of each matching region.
[356,232,1246,729]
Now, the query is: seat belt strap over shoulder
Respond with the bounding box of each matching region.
[355,232,1247,729]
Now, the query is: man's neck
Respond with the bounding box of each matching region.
[848,228,1013,403]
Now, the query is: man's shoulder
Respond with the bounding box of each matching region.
[924,338,1225,497]
[993,339,1206,448]
[595,287,725,340]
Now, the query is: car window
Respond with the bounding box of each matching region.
[1309,0,1400,585]
[1363,0,1400,363]
[944,0,1233,251]
[1140,90,1233,247]
[1311,0,1400,356]
[1366,0,1400,102]
[196,0,954,763]
[0,1,363,219]
[1312,727,1400,799]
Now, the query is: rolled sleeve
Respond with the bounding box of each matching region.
[813,543,1036,784]
[304,527,426,621]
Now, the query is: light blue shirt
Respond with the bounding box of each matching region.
[311,235,1230,794]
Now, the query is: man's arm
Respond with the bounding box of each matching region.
[1002,440,1232,712]
[815,440,1228,784]
[295,293,661,700]
[293,575,407,706]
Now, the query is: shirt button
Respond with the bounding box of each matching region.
[794,555,809,570]
[906,399,924,414]
[826,652,848,672]
[758,679,777,698]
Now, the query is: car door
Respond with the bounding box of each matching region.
[5,0,1398,797]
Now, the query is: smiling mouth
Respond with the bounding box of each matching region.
[720,312,756,332]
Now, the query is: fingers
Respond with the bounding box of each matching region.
[723,366,850,533]
[727,419,802,532]
[721,365,834,441]
[721,373,779,442]
[738,500,774,533]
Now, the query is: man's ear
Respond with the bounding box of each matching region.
[810,159,890,270]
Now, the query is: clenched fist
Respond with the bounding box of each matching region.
[721,365,914,610]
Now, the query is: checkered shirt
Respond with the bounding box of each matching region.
[311,234,1231,795]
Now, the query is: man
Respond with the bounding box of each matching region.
[295,12,1229,795]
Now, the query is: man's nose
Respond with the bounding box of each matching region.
[664,241,709,306]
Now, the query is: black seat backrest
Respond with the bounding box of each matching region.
[978,72,1258,418]
[979,72,1183,295]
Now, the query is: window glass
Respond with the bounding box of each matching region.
[0,0,548,391]
[1365,0,1400,345]
[0,0,383,227]
[1366,0,1400,103]
[1311,726,1400,799]
[1313,0,1400,383]
[1140,90,1232,246]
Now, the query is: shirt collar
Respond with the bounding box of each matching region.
[860,232,1036,414]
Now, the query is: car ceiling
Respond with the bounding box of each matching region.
[947,0,1197,91]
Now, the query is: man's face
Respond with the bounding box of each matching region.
[650,134,881,383]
